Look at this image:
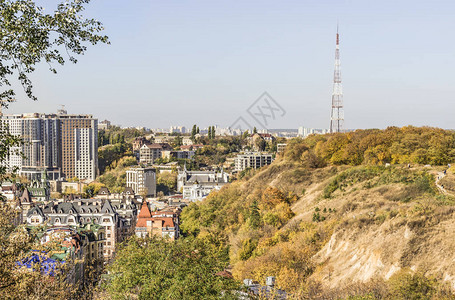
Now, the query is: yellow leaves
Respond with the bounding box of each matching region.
[277,266,301,291]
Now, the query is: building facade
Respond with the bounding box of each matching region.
[58,112,98,180]
[126,167,157,197]
[139,143,172,164]
[135,201,180,240]
[177,167,229,201]
[1,111,98,181]
[234,152,274,172]
[26,198,136,259]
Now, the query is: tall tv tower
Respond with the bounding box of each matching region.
[329,25,344,133]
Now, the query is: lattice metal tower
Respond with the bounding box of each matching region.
[329,26,344,133]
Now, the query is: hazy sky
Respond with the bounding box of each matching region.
[6,0,455,130]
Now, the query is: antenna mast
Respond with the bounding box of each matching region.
[330,25,344,133]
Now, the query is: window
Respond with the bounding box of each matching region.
[107,226,111,230]
[107,242,111,246]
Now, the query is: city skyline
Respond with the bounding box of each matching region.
[5,0,455,129]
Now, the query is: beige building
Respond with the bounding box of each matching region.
[139,143,172,164]
[58,112,98,180]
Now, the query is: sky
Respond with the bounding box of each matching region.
[6,0,455,130]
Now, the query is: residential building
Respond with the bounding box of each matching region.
[154,136,175,144]
[1,113,61,180]
[276,143,287,154]
[235,152,274,172]
[1,110,98,181]
[182,137,193,146]
[58,112,98,181]
[180,144,203,151]
[26,198,137,259]
[126,167,156,197]
[139,143,172,164]
[135,201,180,240]
[177,166,229,201]
[132,136,150,152]
[98,119,111,130]
[161,150,195,160]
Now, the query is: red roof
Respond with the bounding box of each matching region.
[138,201,152,218]
[153,217,175,228]
[136,202,152,228]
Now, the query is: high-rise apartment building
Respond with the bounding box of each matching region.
[58,112,97,180]
[1,110,98,181]
[2,113,61,180]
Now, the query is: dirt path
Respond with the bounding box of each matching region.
[435,172,447,194]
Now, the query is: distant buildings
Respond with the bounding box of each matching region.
[139,143,173,164]
[298,126,329,137]
[98,119,111,130]
[182,137,193,146]
[180,144,203,151]
[235,152,274,172]
[177,166,229,201]
[132,136,150,152]
[162,150,195,160]
[170,126,186,134]
[276,143,287,154]
[1,110,98,181]
[126,167,157,197]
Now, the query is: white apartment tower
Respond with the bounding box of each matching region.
[75,127,97,181]
[126,167,156,197]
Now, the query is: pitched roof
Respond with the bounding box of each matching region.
[138,201,152,219]
[20,189,32,203]
[123,187,134,195]
[101,200,115,214]
[153,217,175,228]
[98,187,110,195]
[142,143,172,150]
[27,206,45,218]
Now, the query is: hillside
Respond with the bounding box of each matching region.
[180,127,455,298]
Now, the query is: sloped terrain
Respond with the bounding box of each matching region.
[180,127,455,298]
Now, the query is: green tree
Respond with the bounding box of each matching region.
[104,236,240,299]
[242,130,249,140]
[0,0,108,103]
[191,124,197,141]
[248,199,261,229]
[0,1,107,296]
[253,127,257,134]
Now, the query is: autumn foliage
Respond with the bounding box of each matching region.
[285,126,455,167]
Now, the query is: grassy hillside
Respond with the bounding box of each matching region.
[180,127,455,299]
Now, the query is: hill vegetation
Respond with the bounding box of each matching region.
[179,127,455,298]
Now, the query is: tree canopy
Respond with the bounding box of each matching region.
[104,235,240,299]
[0,0,108,104]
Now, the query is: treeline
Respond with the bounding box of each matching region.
[284,126,455,167]
[98,126,150,146]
